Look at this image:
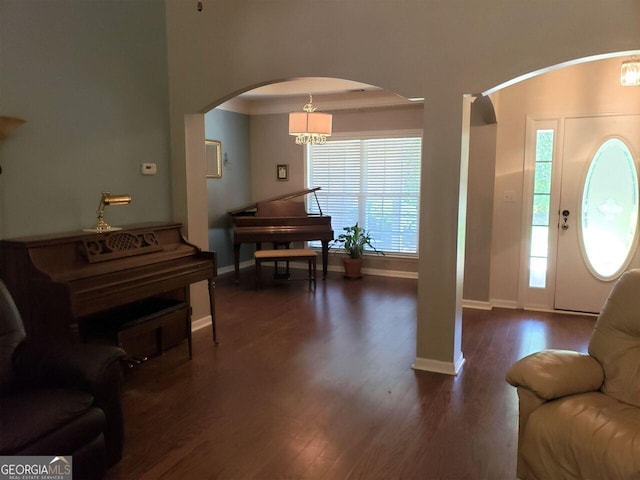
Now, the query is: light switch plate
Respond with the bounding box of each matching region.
[503,190,516,202]
[141,163,157,175]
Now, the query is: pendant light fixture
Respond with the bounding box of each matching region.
[620,56,640,86]
[288,95,332,145]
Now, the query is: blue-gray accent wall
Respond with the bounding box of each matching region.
[205,108,252,269]
[0,0,172,238]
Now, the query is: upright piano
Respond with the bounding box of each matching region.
[0,222,217,357]
[227,188,334,281]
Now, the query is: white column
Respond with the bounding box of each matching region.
[413,92,474,375]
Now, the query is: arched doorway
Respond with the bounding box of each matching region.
[487,53,640,313]
[201,78,426,277]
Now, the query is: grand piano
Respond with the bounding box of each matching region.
[227,188,333,281]
[0,222,217,358]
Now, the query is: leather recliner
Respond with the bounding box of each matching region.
[0,279,126,479]
[506,269,640,479]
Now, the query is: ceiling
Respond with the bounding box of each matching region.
[239,78,379,99]
[218,77,423,115]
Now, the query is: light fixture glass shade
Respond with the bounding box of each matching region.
[620,57,640,86]
[288,95,332,145]
[289,112,332,133]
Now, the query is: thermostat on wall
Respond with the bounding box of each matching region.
[141,163,157,175]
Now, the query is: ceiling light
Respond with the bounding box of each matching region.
[288,95,332,145]
[620,56,640,86]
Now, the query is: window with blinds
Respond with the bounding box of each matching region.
[306,134,422,255]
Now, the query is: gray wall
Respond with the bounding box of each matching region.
[251,106,424,202]
[0,0,172,238]
[205,108,252,268]
[464,123,497,303]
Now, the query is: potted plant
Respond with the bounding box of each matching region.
[332,223,384,279]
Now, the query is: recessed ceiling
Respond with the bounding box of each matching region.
[219,77,420,115]
[240,78,380,99]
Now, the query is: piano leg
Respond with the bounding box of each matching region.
[233,244,241,283]
[186,308,193,359]
[321,240,330,280]
[273,242,291,279]
[208,276,218,345]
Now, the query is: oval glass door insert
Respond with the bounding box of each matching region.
[581,138,639,279]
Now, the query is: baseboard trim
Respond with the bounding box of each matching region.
[192,315,212,332]
[490,298,518,309]
[462,299,492,310]
[217,260,253,276]
[412,354,465,376]
[520,306,599,317]
[361,267,418,279]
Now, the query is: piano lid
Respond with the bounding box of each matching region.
[0,222,202,283]
[226,187,322,216]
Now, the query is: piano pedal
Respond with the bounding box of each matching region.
[124,356,148,369]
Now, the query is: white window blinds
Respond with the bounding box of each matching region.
[307,135,422,255]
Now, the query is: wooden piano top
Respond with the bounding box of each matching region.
[0,222,206,283]
[233,215,331,227]
[0,222,217,321]
[0,222,182,247]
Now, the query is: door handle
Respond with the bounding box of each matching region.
[561,209,570,230]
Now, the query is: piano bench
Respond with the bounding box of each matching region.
[254,249,317,289]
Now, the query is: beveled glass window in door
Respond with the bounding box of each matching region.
[529,129,554,288]
[581,138,638,279]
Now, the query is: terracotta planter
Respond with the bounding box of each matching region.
[343,257,363,279]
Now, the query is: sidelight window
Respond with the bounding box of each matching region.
[528,129,554,288]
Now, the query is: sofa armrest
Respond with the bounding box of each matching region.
[506,349,604,400]
[12,341,126,466]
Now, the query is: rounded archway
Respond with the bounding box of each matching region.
[201,77,425,274]
[487,53,640,313]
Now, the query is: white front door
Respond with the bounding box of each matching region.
[554,115,640,313]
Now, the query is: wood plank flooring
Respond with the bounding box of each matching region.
[105,269,596,480]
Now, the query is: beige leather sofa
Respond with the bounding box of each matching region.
[506,269,640,480]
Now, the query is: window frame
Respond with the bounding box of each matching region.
[518,118,561,310]
[305,129,423,257]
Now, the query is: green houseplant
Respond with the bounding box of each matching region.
[332,223,384,278]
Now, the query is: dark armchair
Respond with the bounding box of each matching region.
[0,279,126,479]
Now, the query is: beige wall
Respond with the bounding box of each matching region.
[491,57,640,308]
[165,0,640,371]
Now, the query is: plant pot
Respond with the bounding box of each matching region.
[343,257,363,279]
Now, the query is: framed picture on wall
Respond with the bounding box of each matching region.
[277,164,288,181]
[205,140,222,178]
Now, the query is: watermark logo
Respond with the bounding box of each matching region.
[0,456,72,480]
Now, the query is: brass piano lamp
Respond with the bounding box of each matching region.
[83,191,132,233]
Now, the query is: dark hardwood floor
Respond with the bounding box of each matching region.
[106,269,596,480]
